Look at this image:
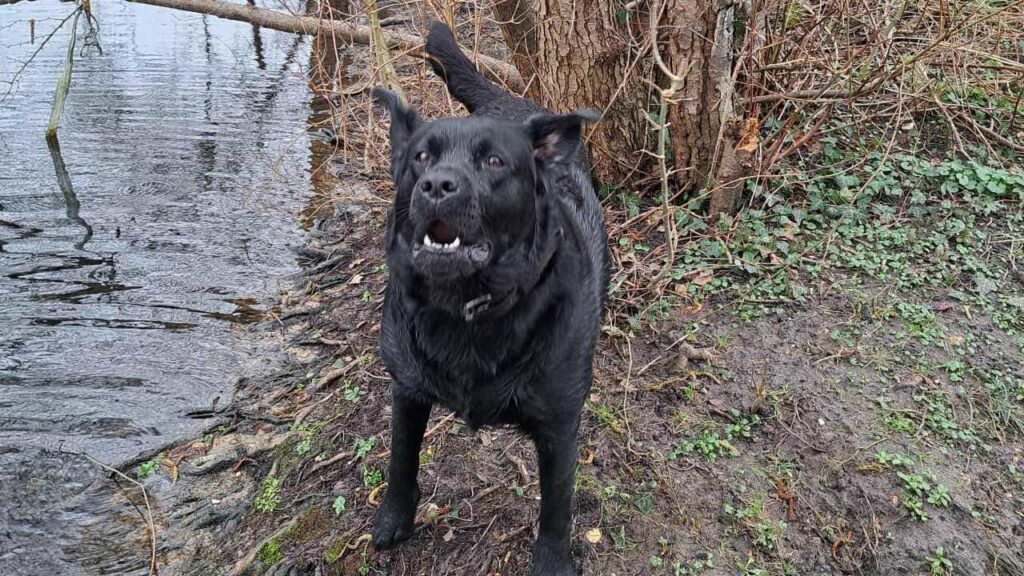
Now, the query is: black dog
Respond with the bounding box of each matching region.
[371,22,607,576]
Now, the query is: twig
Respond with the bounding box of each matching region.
[370,412,456,461]
[1,6,81,105]
[648,0,688,286]
[78,452,159,576]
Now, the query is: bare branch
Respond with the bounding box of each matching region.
[125,0,523,90]
[1,7,80,104]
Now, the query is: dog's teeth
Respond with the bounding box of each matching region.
[422,234,462,251]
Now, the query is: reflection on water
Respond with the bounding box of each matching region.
[47,136,94,250]
[0,2,314,573]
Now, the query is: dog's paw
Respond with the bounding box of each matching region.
[531,538,577,576]
[372,487,419,550]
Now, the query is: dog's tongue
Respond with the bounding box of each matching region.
[428,220,456,244]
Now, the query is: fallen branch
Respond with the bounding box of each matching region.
[125,0,523,90]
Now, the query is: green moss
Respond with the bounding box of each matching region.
[323,538,347,564]
[257,539,283,566]
[285,506,332,546]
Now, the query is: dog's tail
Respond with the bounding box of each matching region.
[425,22,506,113]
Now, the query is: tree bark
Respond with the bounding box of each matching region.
[307,0,351,95]
[496,0,754,212]
[492,0,537,80]
[125,0,522,90]
[664,0,761,216]
[510,0,655,184]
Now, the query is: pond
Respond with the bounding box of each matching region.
[0,2,321,573]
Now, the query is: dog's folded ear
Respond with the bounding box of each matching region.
[371,88,423,154]
[525,109,600,165]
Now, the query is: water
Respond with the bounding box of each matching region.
[0,3,317,573]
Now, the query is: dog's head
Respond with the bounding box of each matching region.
[373,89,596,292]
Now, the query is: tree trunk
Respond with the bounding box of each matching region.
[503,0,655,184]
[663,0,759,216]
[307,0,351,96]
[497,0,755,213]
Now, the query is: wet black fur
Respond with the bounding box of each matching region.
[371,22,608,576]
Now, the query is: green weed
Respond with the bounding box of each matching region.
[895,471,951,521]
[291,422,322,456]
[361,465,382,487]
[342,383,366,403]
[254,475,282,513]
[136,460,158,479]
[332,495,347,516]
[725,499,786,553]
[925,546,954,576]
[670,412,760,461]
[669,152,1024,326]
[354,437,376,460]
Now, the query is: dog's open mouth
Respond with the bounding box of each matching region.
[412,219,492,273]
[423,220,461,250]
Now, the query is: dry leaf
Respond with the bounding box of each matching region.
[692,271,714,286]
[737,117,760,152]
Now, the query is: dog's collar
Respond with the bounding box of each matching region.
[460,228,562,322]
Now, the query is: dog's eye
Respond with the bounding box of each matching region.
[415,151,430,164]
[485,155,504,169]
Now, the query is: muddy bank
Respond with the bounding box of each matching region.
[72,186,387,575]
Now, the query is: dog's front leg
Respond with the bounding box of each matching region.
[531,423,580,576]
[373,390,431,549]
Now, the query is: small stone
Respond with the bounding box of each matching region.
[585,528,602,544]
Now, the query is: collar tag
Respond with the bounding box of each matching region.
[462,293,493,321]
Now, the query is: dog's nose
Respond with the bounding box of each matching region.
[418,170,460,201]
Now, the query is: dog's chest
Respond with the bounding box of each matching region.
[425,340,536,426]
[414,320,541,427]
